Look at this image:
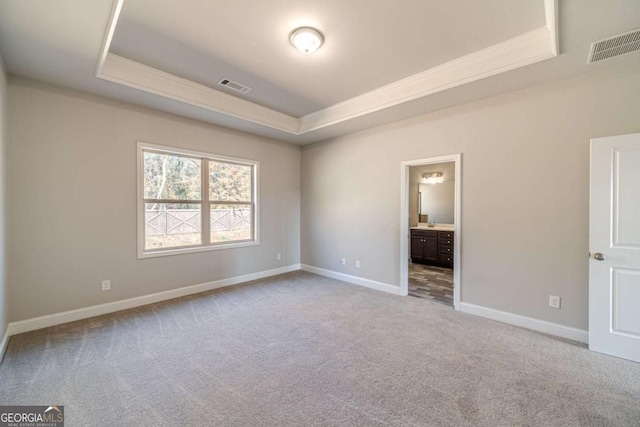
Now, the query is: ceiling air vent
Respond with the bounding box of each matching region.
[218,78,252,94]
[588,28,640,64]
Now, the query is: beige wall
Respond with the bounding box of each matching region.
[301,62,640,330]
[7,78,301,322]
[0,56,8,338]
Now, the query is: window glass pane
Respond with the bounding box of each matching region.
[209,161,252,202]
[210,204,252,243]
[145,203,202,249]
[144,151,201,200]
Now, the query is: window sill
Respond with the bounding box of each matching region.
[138,240,259,259]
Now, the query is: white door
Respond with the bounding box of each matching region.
[590,132,640,362]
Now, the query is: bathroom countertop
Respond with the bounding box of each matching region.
[410,225,455,232]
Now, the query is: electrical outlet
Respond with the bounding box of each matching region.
[341,258,346,266]
[549,295,561,309]
[101,280,111,291]
[355,260,360,268]
[276,253,281,260]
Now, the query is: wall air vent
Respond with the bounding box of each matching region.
[588,28,640,64]
[218,78,252,94]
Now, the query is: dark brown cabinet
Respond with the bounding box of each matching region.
[411,229,438,262]
[411,229,454,268]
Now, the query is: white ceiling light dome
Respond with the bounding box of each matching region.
[290,27,324,54]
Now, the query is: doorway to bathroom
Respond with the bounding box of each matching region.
[400,155,461,309]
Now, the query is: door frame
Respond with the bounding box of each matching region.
[400,154,462,309]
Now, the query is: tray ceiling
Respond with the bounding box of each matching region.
[110,0,546,117]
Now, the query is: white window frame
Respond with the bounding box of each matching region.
[137,141,260,259]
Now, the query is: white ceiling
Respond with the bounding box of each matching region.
[0,0,639,145]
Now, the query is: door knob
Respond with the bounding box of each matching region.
[593,252,606,261]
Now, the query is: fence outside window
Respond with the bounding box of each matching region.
[145,207,251,237]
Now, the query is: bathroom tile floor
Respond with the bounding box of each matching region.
[408,263,453,306]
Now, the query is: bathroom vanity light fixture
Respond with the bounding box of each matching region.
[290,27,324,54]
[421,172,444,185]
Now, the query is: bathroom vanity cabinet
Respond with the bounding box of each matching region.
[411,228,454,268]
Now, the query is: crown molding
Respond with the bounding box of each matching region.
[96,0,559,140]
[100,53,299,133]
[95,0,123,76]
[298,26,556,133]
[545,0,560,56]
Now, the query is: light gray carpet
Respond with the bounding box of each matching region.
[1,271,639,426]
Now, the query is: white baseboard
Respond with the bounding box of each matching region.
[301,264,402,296]
[6,264,301,338]
[460,302,589,344]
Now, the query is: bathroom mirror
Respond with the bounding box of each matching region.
[418,181,454,223]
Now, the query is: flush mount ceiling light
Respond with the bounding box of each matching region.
[290,27,324,54]
[421,172,444,185]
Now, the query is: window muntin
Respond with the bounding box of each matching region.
[138,143,258,258]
